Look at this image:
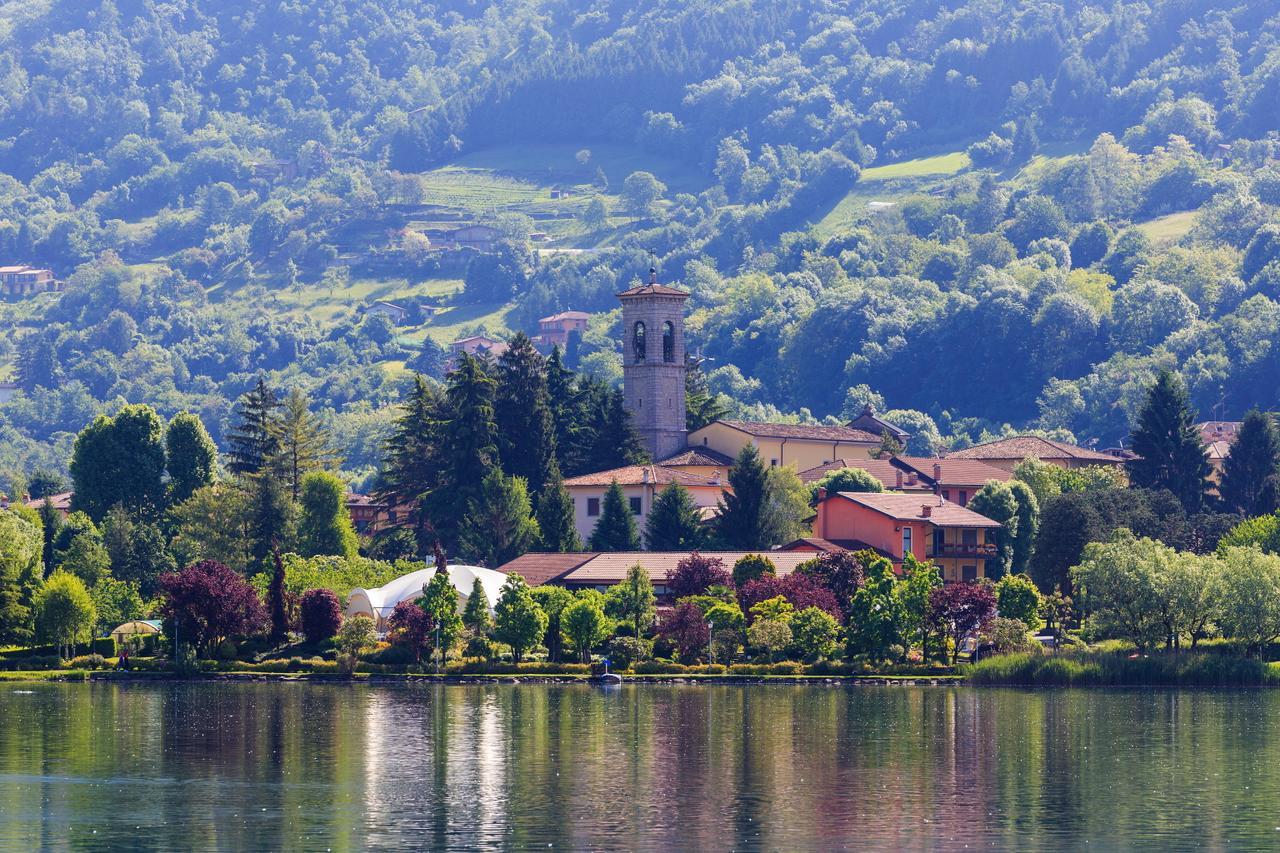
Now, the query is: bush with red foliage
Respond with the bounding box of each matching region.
[656,601,711,663]
[665,552,732,600]
[738,573,842,623]
[387,600,434,663]
[159,560,267,655]
[299,589,343,644]
[795,551,868,619]
[928,581,997,663]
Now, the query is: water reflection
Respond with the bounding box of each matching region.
[0,683,1277,849]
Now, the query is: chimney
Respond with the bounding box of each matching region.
[642,467,651,484]
[817,487,828,502]
[907,472,917,485]
[921,505,932,518]
[895,469,903,489]
[932,462,942,481]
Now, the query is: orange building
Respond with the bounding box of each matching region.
[809,490,1002,582]
[535,310,590,349]
[797,456,1011,507]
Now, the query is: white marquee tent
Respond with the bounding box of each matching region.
[345,564,508,630]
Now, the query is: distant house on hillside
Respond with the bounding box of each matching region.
[449,335,508,362]
[365,301,408,325]
[534,310,591,350]
[846,404,910,445]
[944,435,1124,473]
[443,224,502,252]
[250,158,299,181]
[1197,420,1243,483]
[0,266,58,298]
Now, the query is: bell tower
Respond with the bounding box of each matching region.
[619,269,688,461]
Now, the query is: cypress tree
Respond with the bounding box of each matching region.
[716,444,769,549]
[589,480,641,551]
[268,548,289,643]
[226,378,281,476]
[378,374,447,556]
[249,474,295,572]
[1220,410,1280,517]
[458,469,540,566]
[38,498,63,575]
[462,576,493,637]
[1007,479,1040,573]
[644,482,708,550]
[536,457,582,552]
[165,412,218,505]
[494,333,556,495]
[1127,370,1211,512]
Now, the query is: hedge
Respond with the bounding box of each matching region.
[0,638,115,660]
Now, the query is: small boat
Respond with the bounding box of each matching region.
[588,660,622,686]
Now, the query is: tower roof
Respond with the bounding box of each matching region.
[617,267,688,299]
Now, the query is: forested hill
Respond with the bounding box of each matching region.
[3,0,1280,490]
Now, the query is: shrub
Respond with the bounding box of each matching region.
[982,617,1040,655]
[965,651,1279,686]
[299,589,343,643]
[68,654,107,670]
[731,554,776,587]
[607,636,650,670]
[633,660,688,674]
[215,639,238,660]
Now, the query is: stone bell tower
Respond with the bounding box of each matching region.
[618,268,688,460]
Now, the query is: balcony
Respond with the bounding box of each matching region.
[929,542,997,559]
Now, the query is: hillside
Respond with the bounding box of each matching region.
[4,0,1280,490]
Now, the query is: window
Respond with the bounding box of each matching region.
[387,510,398,523]
[587,498,600,516]
[933,529,945,553]
[771,459,779,467]
[958,490,968,506]
[629,497,643,515]
[633,321,646,363]
[941,490,951,502]
[902,525,913,556]
[962,529,978,547]
[962,564,978,582]
[662,321,675,363]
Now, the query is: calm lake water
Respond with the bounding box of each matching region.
[0,682,1277,850]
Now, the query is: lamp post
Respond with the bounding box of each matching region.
[708,620,714,667]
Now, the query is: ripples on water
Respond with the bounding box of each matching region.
[0,683,1275,850]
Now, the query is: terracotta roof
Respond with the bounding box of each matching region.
[829,492,1002,528]
[797,458,924,487]
[847,406,910,441]
[944,436,1120,464]
[779,537,898,561]
[345,493,386,508]
[555,552,818,585]
[896,457,1012,487]
[563,464,725,488]
[450,335,500,346]
[24,491,71,511]
[497,552,597,586]
[539,310,591,322]
[715,420,881,443]
[1206,440,1231,461]
[617,283,689,299]
[658,447,735,467]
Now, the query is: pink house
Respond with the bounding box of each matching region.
[535,310,590,349]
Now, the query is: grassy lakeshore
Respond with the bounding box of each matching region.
[965,652,1280,687]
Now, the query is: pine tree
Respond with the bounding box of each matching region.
[226,378,281,476]
[458,469,540,566]
[644,482,708,550]
[378,374,447,556]
[589,480,641,551]
[1221,409,1280,517]
[268,548,289,643]
[269,388,341,501]
[38,498,63,575]
[249,474,295,572]
[536,457,582,552]
[165,412,217,505]
[716,444,769,549]
[580,382,648,474]
[685,358,728,432]
[494,333,556,495]
[428,353,500,547]
[1127,370,1211,512]
[462,576,493,637]
[546,346,587,473]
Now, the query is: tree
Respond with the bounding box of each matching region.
[159,560,267,655]
[378,375,446,556]
[89,577,144,635]
[168,485,254,574]
[928,582,997,664]
[644,482,708,550]
[248,474,296,572]
[578,385,648,475]
[299,588,343,643]
[269,388,341,501]
[1218,546,1280,656]
[716,444,768,549]
[0,511,42,643]
[667,552,731,599]
[813,467,884,500]
[461,577,493,638]
[738,572,841,624]
[165,412,217,504]
[791,607,841,660]
[603,563,656,641]
[1070,530,1169,651]
[459,469,540,566]
[732,554,776,587]
[334,615,377,673]
[846,551,905,659]
[589,480,641,551]
[226,378,281,476]
[747,603,793,662]
[1007,480,1040,574]
[60,533,110,587]
[657,601,710,663]
[70,404,167,520]
[431,353,500,546]
[685,359,728,431]
[494,333,556,496]
[967,481,1019,579]
[1221,410,1280,517]
[562,596,611,663]
[895,554,942,660]
[995,573,1043,631]
[761,466,815,546]
[297,471,359,558]
[102,507,175,598]
[267,548,289,642]
[621,171,666,216]
[38,497,64,570]
[1127,370,1211,512]
[531,584,576,662]
[796,551,867,622]
[388,600,433,664]
[420,570,464,662]
[582,197,609,230]
[492,574,548,664]
[34,571,95,660]
[535,458,581,552]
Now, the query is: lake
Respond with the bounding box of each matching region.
[0,682,1277,850]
